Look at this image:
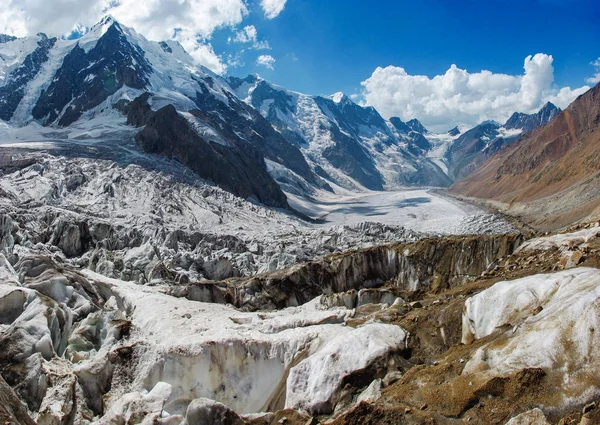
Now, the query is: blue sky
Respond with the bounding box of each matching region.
[215,0,600,97]
[3,0,599,129]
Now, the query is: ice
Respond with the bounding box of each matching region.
[286,188,514,235]
[285,323,406,415]
[462,268,600,403]
[517,225,600,253]
[81,270,401,415]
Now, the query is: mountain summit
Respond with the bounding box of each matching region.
[504,101,561,132]
[452,83,600,229]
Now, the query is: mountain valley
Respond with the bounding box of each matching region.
[1,14,600,425]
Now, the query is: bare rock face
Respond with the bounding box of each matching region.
[136,104,290,209]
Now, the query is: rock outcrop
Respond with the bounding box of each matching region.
[136,103,290,208]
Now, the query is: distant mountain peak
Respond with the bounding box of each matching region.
[87,14,125,38]
[504,102,562,132]
[541,101,559,111]
[481,120,501,127]
[407,118,428,134]
[98,14,118,26]
[448,126,460,136]
[330,92,346,103]
[0,34,17,43]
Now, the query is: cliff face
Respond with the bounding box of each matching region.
[135,103,290,209]
[176,233,524,310]
[451,83,600,230]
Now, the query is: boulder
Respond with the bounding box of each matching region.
[183,398,244,425]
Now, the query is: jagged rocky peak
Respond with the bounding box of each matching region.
[0,34,17,43]
[0,32,57,121]
[31,16,152,126]
[407,118,428,133]
[448,126,461,136]
[389,116,411,133]
[504,101,561,132]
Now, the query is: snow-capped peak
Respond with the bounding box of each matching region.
[330,92,346,103]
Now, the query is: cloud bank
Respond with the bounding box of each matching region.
[0,0,277,74]
[361,54,591,132]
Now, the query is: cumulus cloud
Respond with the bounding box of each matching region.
[256,54,276,70]
[361,54,590,132]
[261,0,288,19]
[587,58,600,85]
[231,25,271,50]
[0,0,253,74]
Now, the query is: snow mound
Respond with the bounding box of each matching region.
[462,267,600,403]
[285,323,406,415]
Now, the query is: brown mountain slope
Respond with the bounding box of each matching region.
[451,82,600,231]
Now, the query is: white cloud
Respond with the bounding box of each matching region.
[234,25,258,43]
[256,54,276,70]
[260,0,287,19]
[361,54,590,132]
[232,25,271,50]
[0,0,250,74]
[587,58,600,85]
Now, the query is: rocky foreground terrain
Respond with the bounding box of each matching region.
[2,151,600,424]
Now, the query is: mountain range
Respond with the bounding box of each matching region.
[0,16,563,210]
[452,81,600,230]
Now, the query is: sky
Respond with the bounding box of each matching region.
[1,0,599,131]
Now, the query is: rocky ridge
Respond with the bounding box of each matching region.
[451,82,600,231]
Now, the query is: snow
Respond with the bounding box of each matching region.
[232,78,449,191]
[285,323,406,414]
[425,131,462,174]
[180,111,230,147]
[0,36,40,87]
[517,225,600,253]
[286,188,514,235]
[80,270,402,415]
[462,267,600,403]
[10,39,76,124]
[330,92,345,103]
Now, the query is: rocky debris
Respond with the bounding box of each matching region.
[3,212,600,424]
[504,408,551,425]
[382,371,403,388]
[0,375,36,425]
